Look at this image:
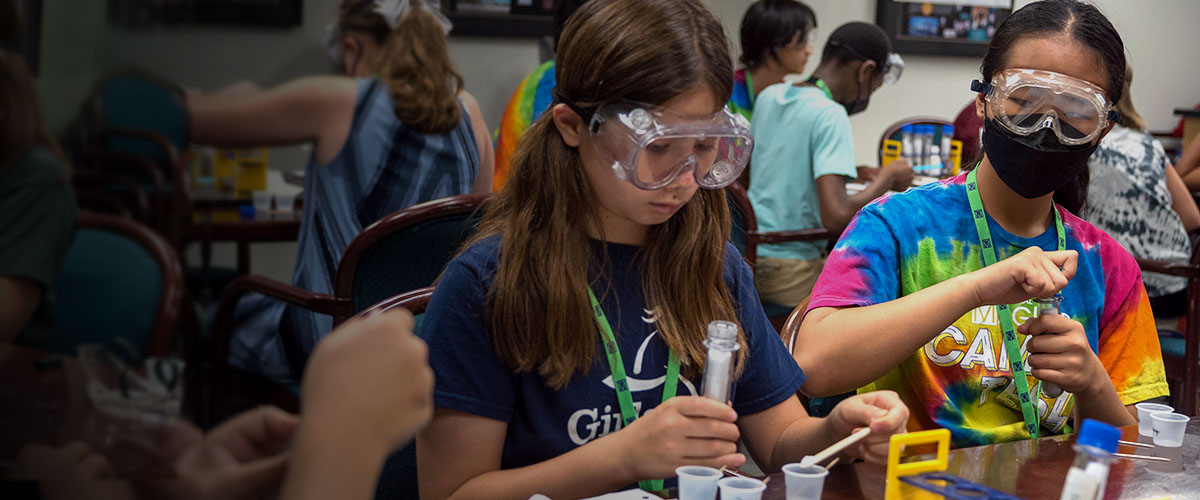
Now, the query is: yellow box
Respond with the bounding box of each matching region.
[882,139,902,166]
[233,148,270,193]
[949,140,963,175]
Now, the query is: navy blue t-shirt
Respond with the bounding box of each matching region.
[421,236,806,471]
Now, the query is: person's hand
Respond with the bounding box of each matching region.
[881,159,915,191]
[826,391,909,464]
[6,442,113,481]
[855,165,880,182]
[160,406,299,499]
[966,247,1078,307]
[1021,313,1106,395]
[612,396,744,480]
[299,309,434,454]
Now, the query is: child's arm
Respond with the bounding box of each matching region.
[416,397,742,500]
[1165,160,1200,231]
[796,247,1078,397]
[737,391,909,472]
[186,76,358,165]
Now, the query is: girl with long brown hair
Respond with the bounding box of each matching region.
[187,0,493,383]
[416,1,907,498]
[0,0,78,346]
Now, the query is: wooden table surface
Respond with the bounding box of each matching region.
[729,421,1199,499]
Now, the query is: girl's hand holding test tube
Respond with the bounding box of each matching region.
[1020,311,1104,396]
[610,396,745,480]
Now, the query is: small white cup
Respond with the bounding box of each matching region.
[252,191,271,212]
[782,463,828,500]
[1151,411,1189,447]
[716,476,766,500]
[1136,402,1174,437]
[275,193,296,212]
[675,465,720,500]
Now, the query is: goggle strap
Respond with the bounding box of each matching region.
[970,80,993,95]
[1107,110,1122,124]
[553,89,602,133]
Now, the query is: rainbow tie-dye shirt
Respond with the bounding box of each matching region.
[806,173,1168,448]
[494,60,557,191]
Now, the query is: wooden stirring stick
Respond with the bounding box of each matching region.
[1117,440,1154,449]
[1113,452,1170,462]
[803,428,872,467]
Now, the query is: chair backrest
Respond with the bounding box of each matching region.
[47,212,184,360]
[353,287,434,320]
[877,117,953,166]
[335,193,490,323]
[89,69,189,165]
[726,182,759,268]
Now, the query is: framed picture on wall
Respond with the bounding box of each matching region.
[875,0,1014,57]
[107,0,302,28]
[443,0,556,38]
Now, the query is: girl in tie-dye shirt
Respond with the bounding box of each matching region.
[792,0,1167,448]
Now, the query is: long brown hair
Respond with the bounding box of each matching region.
[0,50,63,171]
[336,1,464,134]
[466,0,744,389]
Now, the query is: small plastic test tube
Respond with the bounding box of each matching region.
[1033,296,1064,398]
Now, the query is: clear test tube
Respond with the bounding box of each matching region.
[701,320,740,403]
[1034,296,1064,398]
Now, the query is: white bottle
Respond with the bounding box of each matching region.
[1060,419,1118,500]
[701,321,740,404]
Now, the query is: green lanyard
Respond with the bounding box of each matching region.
[965,169,1065,439]
[809,77,834,100]
[588,287,680,493]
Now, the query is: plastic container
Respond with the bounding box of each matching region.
[1151,411,1189,447]
[900,125,915,165]
[941,125,955,168]
[675,465,720,500]
[782,463,828,500]
[717,477,766,500]
[921,125,936,166]
[1059,419,1118,500]
[701,321,740,403]
[1135,402,1173,437]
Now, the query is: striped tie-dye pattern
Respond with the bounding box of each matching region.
[806,173,1168,448]
[494,60,557,191]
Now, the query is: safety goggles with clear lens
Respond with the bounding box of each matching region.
[562,96,754,190]
[826,40,903,85]
[972,68,1121,146]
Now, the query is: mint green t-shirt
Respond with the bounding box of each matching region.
[747,83,857,261]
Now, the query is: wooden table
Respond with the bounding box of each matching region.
[733,422,1200,499]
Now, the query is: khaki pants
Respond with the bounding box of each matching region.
[755,256,825,308]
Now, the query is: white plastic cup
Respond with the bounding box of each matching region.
[1151,411,1190,447]
[675,465,721,500]
[252,191,271,212]
[782,463,828,500]
[1136,402,1174,437]
[716,476,766,500]
[275,192,296,212]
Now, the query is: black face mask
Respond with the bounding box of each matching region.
[981,117,1099,199]
[841,67,870,116]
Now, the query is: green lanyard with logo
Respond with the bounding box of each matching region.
[965,169,1065,439]
[588,287,680,493]
[807,77,834,100]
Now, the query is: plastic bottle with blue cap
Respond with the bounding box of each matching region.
[1060,419,1119,500]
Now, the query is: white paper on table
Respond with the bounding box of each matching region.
[578,489,659,500]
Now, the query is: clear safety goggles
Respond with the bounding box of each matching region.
[563,97,754,190]
[826,40,904,85]
[971,68,1121,146]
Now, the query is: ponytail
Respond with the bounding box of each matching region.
[375,7,464,134]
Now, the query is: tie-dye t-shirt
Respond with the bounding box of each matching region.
[806,173,1168,448]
